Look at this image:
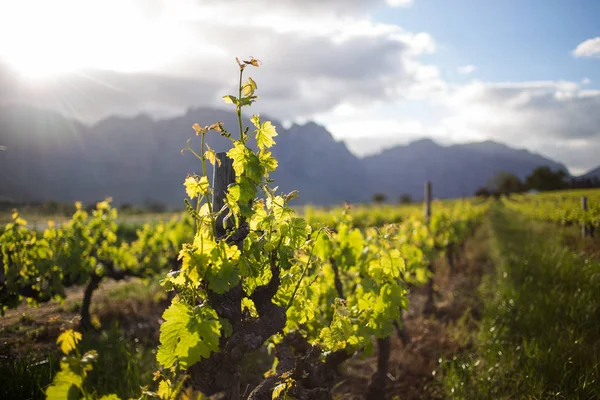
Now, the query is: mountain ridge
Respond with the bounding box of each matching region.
[0,104,574,206]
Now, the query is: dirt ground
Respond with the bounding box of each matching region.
[0,222,493,399]
[332,222,492,400]
[0,278,166,358]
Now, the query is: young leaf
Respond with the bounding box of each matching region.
[156,302,222,369]
[205,144,221,167]
[223,95,237,105]
[242,77,257,97]
[56,329,82,355]
[192,123,207,136]
[256,121,278,150]
[250,114,261,129]
[184,176,209,199]
[45,368,83,400]
[243,57,261,67]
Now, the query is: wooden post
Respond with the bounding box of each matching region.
[424,181,432,226]
[212,152,235,239]
[211,152,240,400]
[582,196,589,238]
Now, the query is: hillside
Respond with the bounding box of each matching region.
[363,139,568,200]
[582,166,600,179]
[0,104,569,206]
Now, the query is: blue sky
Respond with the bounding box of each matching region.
[1,0,599,174]
[376,0,600,85]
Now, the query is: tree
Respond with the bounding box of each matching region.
[525,166,567,191]
[399,194,412,204]
[372,193,387,204]
[488,172,525,195]
[474,187,491,197]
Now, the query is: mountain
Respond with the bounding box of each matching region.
[363,138,568,200]
[0,104,370,206]
[0,104,568,207]
[582,166,600,179]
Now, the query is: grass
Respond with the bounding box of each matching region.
[80,324,158,399]
[442,203,600,399]
[0,278,167,400]
[0,355,59,400]
[0,323,157,400]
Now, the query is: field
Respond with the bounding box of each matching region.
[3,65,600,400]
[2,187,600,399]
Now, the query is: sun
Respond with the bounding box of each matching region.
[0,0,88,80]
[2,52,81,80]
[0,0,175,81]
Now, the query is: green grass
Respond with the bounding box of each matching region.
[80,324,157,398]
[0,354,59,400]
[442,203,600,399]
[0,278,166,400]
[0,323,158,400]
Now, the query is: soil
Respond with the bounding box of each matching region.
[332,222,491,399]
[0,223,493,399]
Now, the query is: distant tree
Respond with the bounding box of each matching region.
[570,176,600,189]
[372,193,387,204]
[145,201,167,213]
[525,166,567,191]
[119,203,144,215]
[474,187,491,197]
[399,194,413,204]
[488,172,525,195]
[41,201,59,215]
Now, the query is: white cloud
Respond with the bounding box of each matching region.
[435,79,600,173]
[386,0,414,8]
[457,65,477,75]
[1,0,598,174]
[0,0,438,123]
[573,37,600,58]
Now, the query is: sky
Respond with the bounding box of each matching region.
[0,0,599,174]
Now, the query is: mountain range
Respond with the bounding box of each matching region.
[0,103,586,207]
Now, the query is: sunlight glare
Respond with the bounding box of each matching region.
[0,0,182,80]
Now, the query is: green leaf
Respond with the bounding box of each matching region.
[272,382,286,399]
[206,242,241,293]
[184,176,209,199]
[250,114,261,129]
[157,302,222,369]
[282,218,311,248]
[318,300,356,352]
[223,95,237,105]
[56,330,82,355]
[46,367,83,400]
[259,150,278,173]
[227,142,248,176]
[242,77,257,96]
[256,121,278,149]
[45,382,80,400]
[158,379,174,400]
[205,144,221,167]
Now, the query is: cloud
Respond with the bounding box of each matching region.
[0,66,223,122]
[0,0,438,123]
[435,79,600,173]
[386,0,414,7]
[457,65,477,75]
[573,37,600,58]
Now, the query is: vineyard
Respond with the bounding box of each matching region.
[2,59,600,400]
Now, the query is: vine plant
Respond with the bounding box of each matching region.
[153,57,331,399]
[44,57,454,400]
